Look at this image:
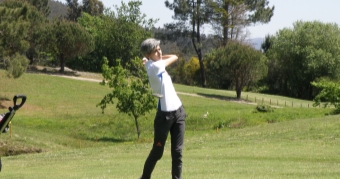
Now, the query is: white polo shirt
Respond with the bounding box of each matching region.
[145,59,182,112]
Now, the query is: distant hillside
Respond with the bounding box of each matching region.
[48,0,67,19]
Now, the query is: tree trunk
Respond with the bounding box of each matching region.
[59,54,65,73]
[222,2,230,46]
[134,116,140,139]
[198,55,206,87]
[236,87,242,100]
[26,49,34,65]
[192,0,206,87]
[235,79,242,100]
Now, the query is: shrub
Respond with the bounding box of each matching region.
[4,53,29,78]
[255,104,274,113]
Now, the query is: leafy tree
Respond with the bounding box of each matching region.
[205,41,267,99]
[165,0,210,87]
[25,19,51,65]
[265,21,340,99]
[164,0,274,86]
[106,0,157,66]
[49,19,94,73]
[183,57,201,85]
[0,4,29,57]
[312,80,340,114]
[66,0,104,22]
[0,0,49,66]
[82,0,104,16]
[68,12,107,71]
[73,1,156,72]
[261,34,272,53]
[0,1,37,77]
[27,0,50,17]
[26,0,50,65]
[208,0,274,44]
[4,53,29,78]
[66,0,82,21]
[97,57,156,139]
[258,34,276,92]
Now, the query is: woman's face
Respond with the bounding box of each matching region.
[147,45,162,61]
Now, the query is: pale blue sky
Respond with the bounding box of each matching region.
[60,0,340,39]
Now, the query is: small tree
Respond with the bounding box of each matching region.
[312,80,340,114]
[205,41,267,99]
[183,57,201,85]
[49,19,95,73]
[4,53,29,78]
[97,57,156,139]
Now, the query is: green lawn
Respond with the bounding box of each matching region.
[0,69,339,178]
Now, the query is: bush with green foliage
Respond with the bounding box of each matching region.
[255,104,274,113]
[312,80,340,114]
[205,41,267,99]
[72,1,157,72]
[4,53,29,78]
[183,57,201,85]
[265,21,340,99]
[97,57,156,139]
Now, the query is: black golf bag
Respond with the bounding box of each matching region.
[0,94,27,172]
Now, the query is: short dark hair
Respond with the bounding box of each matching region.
[140,38,160,55]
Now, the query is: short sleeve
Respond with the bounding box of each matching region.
[152,60,166,75]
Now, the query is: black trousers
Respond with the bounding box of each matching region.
[141,105,186,179]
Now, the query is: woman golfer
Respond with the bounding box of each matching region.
[139,38,186,179]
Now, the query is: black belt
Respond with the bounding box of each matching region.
[159,105,183,114]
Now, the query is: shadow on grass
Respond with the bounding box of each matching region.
[197,93,239,101]
[0,98,10,109]
[0,103,6,109]
[92,136,152,143]
[26,65,80,77]
[95,137,129,143]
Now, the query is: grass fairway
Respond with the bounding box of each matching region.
[0,70,339,178]
[2,116,340,179]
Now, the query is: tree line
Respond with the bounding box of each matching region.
[1,0,340,104]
